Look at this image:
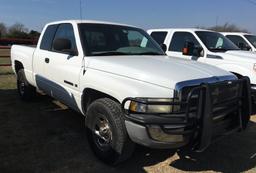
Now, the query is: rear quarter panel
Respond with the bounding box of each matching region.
[11,45,36,85]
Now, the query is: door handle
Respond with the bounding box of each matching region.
[45,58,50,63]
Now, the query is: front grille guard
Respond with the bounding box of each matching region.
[122,86,204,121]
[122,77,252,151]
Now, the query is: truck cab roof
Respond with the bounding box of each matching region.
[148,28,213,33]
[46,20,136,28]
[221,32,253,36]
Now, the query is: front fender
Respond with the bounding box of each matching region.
[80,69,174,108]
[217,63,256,84]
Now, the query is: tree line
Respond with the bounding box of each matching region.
[208,23,248,33]
[197,23,248,33]
[0,22,40,39]
[0,22,250,40]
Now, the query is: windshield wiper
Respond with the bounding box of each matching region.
[92,51,130,56]
[136,52,164,55]
[210,48,240,52]
[210,48,228,52]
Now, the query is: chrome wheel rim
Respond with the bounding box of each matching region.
[92,115,112,151]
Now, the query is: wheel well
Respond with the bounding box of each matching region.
[82,88,120,114]
[14,61,24,74]
[231,72,243,79]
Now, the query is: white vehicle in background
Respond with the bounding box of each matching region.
[147,28,256,111]
[221,32,256,52]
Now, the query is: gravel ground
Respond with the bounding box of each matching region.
[0,74,256,173]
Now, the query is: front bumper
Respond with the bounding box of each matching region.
[125,120,190,149]
[122,77,252,151]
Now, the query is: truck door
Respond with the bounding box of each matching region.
[45,23,83,110]
[33,24,58,95]
[35,23,83,110]
[166,32,204,62]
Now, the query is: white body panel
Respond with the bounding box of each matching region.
[11,21,236,115]
[148,28,256,85]
[11,45,36,85]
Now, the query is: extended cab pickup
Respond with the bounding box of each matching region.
[222,32,256,52]
[148,28,256,112]
[11,21,252,164]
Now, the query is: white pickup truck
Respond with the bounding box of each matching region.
[148,28,256,112]
[221,32,256,52]
[11,21,252,164]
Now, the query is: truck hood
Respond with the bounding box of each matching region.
[88,56,235,89]
[216,50,256,63]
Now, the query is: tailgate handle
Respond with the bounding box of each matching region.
[45,58,50,63]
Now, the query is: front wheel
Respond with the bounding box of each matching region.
[86,98,135,165]
[17,69,36,101]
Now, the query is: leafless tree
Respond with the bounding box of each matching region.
[0,23,7,38]
[197,23,249,33]
[7,23,29,38]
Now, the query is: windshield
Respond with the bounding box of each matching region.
[244,35,256,48]
[195,31,240,52]
[78,23,165,56]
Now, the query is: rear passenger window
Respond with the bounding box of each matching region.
[52,24,77,52]
[226,35,249,47]
[150,32,167,45]
[169,32,200,52]
[40,25,58,50]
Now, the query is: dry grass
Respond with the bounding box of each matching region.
[0,72,256,173]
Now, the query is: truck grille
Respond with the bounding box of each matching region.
[179,80,243,121]
[180,78,251,150]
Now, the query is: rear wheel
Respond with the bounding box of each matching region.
[17,69,36,101]
[86,98,135,165]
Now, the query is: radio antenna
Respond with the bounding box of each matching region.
[79,0,83,20]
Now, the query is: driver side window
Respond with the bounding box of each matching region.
[226,35,249,48]
[169,32,201,52]
[52,23,77,53]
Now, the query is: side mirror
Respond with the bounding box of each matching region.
[160,43,167,52]
[238,42,251,51]
[53,38,78,55]
[182,41,203,57]
[182,41,194,56]
[238,42,246,50]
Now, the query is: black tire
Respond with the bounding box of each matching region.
[17,69,36,101]
[86,98,135,165]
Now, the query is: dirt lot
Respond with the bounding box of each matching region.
[0,72,256,173]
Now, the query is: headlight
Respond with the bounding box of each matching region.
[129,98,181,114]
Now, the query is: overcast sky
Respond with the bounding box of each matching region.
[0,0,255,33]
